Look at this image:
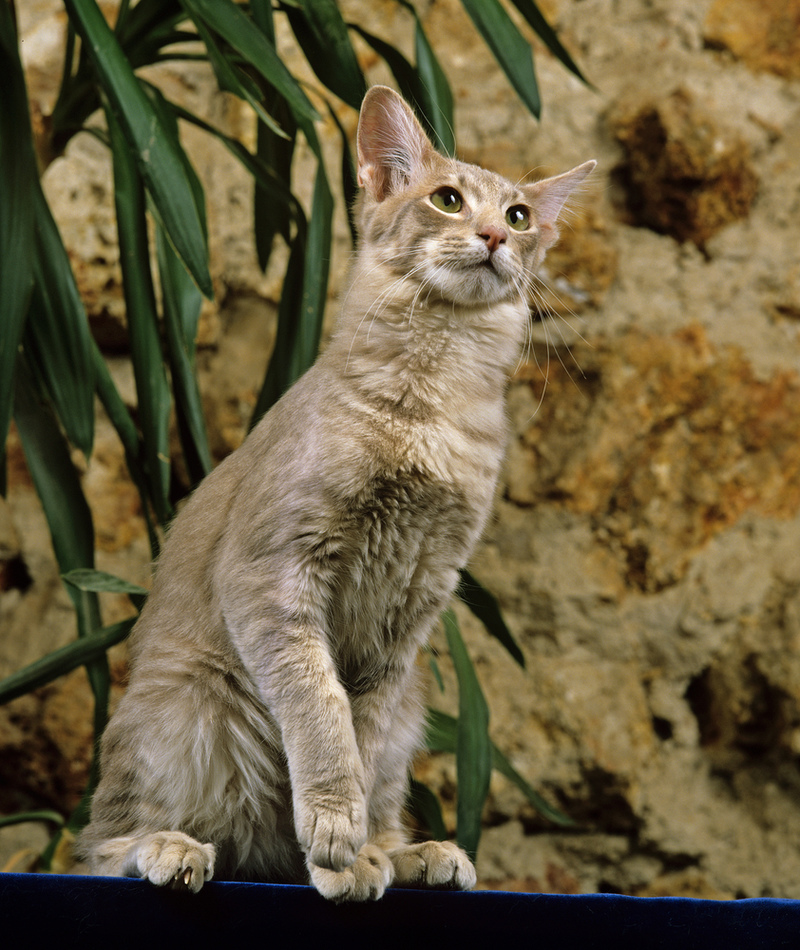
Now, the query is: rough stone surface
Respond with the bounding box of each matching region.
[609,88,759,246]
[4,0,800,898]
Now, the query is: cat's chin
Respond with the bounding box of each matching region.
[425,262,518,307]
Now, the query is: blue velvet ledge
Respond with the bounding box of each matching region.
[1,872,798,949]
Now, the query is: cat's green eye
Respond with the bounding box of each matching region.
[506,206,530,231]
[506,205,531,231]
[431,187,463,214]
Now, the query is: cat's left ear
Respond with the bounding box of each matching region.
[523,160,597,251]
[357,86,435,202]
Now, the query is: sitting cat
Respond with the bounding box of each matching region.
[77,85,594,902]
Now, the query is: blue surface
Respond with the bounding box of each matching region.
[1,872,799,948]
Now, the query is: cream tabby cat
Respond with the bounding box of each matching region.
[78,86,594,901]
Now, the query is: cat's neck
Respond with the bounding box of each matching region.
[324,249,528,419]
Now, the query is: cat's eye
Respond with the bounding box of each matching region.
[431,187,463,214]
[505,206,530,231]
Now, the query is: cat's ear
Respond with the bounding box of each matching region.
[524,160,597,251]
[357,86,435,201]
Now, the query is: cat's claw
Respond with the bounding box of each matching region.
[309,844,394,902]
[390,840,476,891]
[133,831,215,894]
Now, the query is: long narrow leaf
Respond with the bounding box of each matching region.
[458,568,525,668]
[443,608,491,860]
[285,0,366,111]
[408,778,448,841]
[509,0,592,87]
[12,361,110,727]
[401,1,456,155]
[288,163,334,384]
[251,217,307,425]
[180,0,319,147]
[107,106,173,524]
[13,364,96,587]
[90,339,160,559]
[191,14,288,140]
[24,184,95,458]
[0,810,65,830]
[63,0,212,296]
[63,568,148,613]
[347,24,429,143]
[252,159,333,425]
[0,3,37,467]
[163,98,301,224]
[0,619,134,707]
[425,709,573,826]
[460,0,541,120]
[157,221,212,486]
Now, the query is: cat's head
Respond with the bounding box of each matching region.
[356,85,595,308]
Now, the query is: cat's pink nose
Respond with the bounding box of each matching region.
[479,225,507,253]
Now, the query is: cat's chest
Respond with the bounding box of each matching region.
[326,469,475,678]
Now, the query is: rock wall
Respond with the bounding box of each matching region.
[3,0,800,897]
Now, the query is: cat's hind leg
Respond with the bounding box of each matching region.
[89,831,216,894]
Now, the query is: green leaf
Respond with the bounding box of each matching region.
[457,569,525,668]
[13,364,95,584]
[285,0,367,111]
[251,216,307,425]
[63,0,212,296]
[158,222,212,488]
[254,94,298,271]
[491,742,574,827]
[12,360,110,736]
[425,709,573,826]
[191,14,288,140]
[401,1,456,155]
[354,10,454,155]
[23,184,95,459]
[0,810,65,830]
[325,101,358,246]
[90,339,160,560]
[107,106,173,524]
[180,0,319,145]
[163,98,301,226]
[443,608,491,861]
[62,568,148,613]
[288,163,334,383]
[408,778,448,841]
[508,0,592,87]
[251,160,333,425]
[62,568,148,597]
[0,3,37,465]
[460,0,541,120]
[0,619,134,707]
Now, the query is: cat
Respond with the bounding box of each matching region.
[77,85,594,902]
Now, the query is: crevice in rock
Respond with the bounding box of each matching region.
[0,555,32,594]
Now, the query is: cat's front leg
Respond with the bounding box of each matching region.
[307,843,395,902]
[292,780,369,872]
[225,597,370,873]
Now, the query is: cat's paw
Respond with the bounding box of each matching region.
[309,844,394,902]
[390,840,476,891]
[295,795,368,871]
[133,831,215,894]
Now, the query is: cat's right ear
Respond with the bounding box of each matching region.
[357,86,434,202]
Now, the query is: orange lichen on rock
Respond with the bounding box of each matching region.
[510,326,800,590]
[705,0,800,80]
